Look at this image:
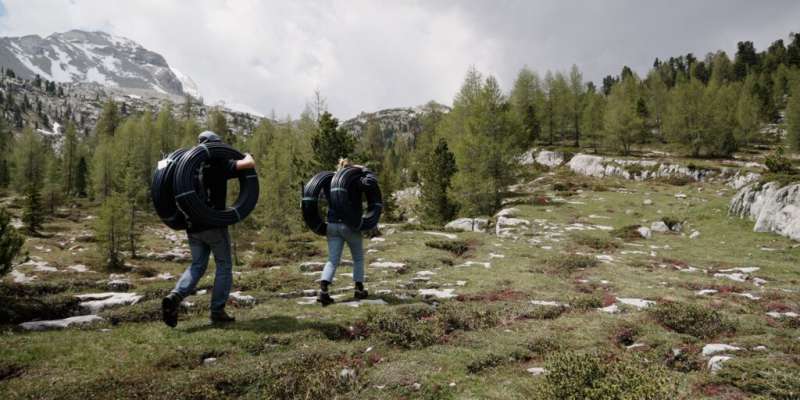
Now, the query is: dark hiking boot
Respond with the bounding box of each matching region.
[354,282,368,299]
[210,310,235,324]
[317,291,334,306]
[162,293,180,328]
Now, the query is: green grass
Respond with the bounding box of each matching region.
[2,160,800,399]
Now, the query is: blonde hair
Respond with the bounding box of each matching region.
[337,158,352,171]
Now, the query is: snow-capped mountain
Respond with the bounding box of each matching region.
[0,29,194,97]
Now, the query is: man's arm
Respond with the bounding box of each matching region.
[235,153,255,170]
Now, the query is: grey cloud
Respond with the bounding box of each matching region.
[1,0,798,118]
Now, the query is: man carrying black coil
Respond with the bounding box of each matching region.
[161,131,255,327]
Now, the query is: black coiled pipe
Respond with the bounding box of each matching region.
[151,148,189,230]
[330,167,382,231]
[301,171,334,235]
[172,142,259,228]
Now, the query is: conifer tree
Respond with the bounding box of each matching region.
[311,111,355,170]
[0,207,24,277]
[663,78,706,156]
[75,156,88,197]
[95,100,119,137]
[510,67,543,147]
[418,138,457,224]
[62,121,79,195]
[155,103,177,154]
[581,89,606,152]
[568,65,585,147]
[0,116,11,188]
[604,75,644,155]
[442,70,519,215]
[95,193,128,270]
[787,83,800,152]
[361,118,384,162]
[208,109,232,143]
[12,128,46,233]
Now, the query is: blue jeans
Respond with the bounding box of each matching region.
[321,223,364,283]
[171,228,232,312]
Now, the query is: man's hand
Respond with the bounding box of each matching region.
[236,153,256,170]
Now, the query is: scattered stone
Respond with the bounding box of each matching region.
[617,298,655,309]
[370,237,385,242]
[229,291,256,306]
[596,254,614,263]
[767,311,799,318]
[67,264,90,273]
[599,304,620,313]
[650,221,670,233]
[489,252,505,259]
[339,299,388,307]
[371,261,406,271]
[675,193,687,199]
[696,289,718,296]
[753,345,767,351]
[531,300,568,307]
[637,227,652,239]
[77,292,143,314]
[689,230,700,239]
[702,344,742,356]
[19,315,105,331]
[735,293,761,300]
[527,367,546,376]
[107,279,131,291]
[643,199,653,205]
[708,355,732,373]
[713,272,748,282]
[10,270,36,284]
[720,267,759,273]
[626,343,646,350]
[456,261,491,269]
[340,368,357,381]
[445,218,488,233]
[203,357,217,365]
[419,288,456,299]
[299,261,325,272]
[424,231,457,240]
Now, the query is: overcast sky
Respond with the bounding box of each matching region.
[1,0,799,119]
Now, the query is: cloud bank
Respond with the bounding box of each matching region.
[1,0,798,118]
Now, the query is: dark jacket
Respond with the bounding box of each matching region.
[324,168,376,225]
[186,159,238,233]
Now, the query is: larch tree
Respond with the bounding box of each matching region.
[604,75,644,155]
[580,89,606,153]
[510,67,543,148]
[787,82,800,152]
[62,121,79,196]
[95,193,128,270]
[568,65,585,147]
[663,78,706,157]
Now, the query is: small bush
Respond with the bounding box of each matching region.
[571,233,620,251]
[526,337,562,355]
[437,302,500,333]
[712,357,800,400]
[649,301,736,338]
[262,351,360,399]
[425,239,470,256]
[546,253,598,274]
[611,225,643,241]
[466,353,505,374]
[765,147,795,174]
[514,304,567,320]
[543,351,677,400]
[659,175,693,186]
[663,345,703,372]
[365,305,440,349]
[570,294,604,310]
[611,322,639,346]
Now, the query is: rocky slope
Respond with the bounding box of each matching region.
[341,102,450,144]
[0,30,190,97]
[729,181,800,241]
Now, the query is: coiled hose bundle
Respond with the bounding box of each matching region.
[330,167,382,231]
[301,171,334,235]
[151,148,189,230]
[171,142,259,228]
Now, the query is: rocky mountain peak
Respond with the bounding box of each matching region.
[0,29,194,98]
